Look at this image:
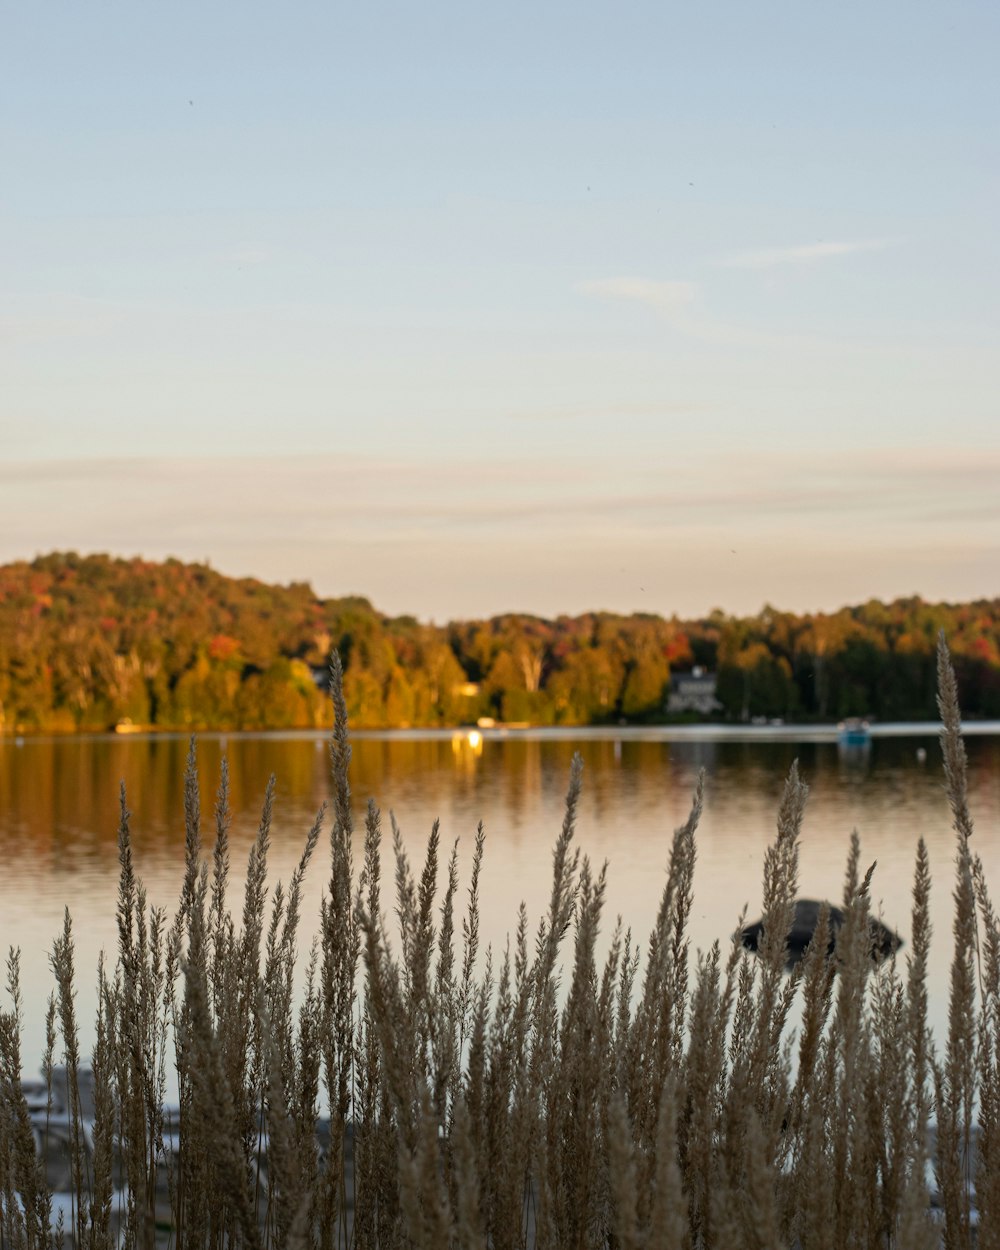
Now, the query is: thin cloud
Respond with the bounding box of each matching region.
[0,453,592,496]
[578,275,826,351]
[4,447,998,545]
[2,448,998,620]
[506,400,714,422]
[715,239,891,270]
[577,277,698,312]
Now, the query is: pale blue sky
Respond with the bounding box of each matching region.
[3,1,998,620]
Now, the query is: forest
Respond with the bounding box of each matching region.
[0,552,998,732]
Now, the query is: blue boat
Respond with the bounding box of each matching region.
[838,717,872,747]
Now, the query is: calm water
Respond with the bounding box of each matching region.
[2,727,999,1072]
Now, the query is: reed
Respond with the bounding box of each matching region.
[0,633,992,1247]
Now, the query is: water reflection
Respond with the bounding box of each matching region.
[0,730,997,1071]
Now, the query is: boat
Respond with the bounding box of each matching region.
[837,717,872,748]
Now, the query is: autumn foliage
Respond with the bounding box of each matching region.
[0,552,998,733]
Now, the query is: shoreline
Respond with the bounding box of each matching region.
[4,719,1000,746]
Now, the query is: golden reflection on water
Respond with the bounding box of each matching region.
[1,731,998,1071]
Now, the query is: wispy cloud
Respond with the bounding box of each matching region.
[4,447,998,532]
[715,239,891,270]
[506,401,714,423]
[1,448,997,619]
[577,275,823,351]
[576,278,698,313]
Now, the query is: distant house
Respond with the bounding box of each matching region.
[309,664,331,691]
[667,667,722,716]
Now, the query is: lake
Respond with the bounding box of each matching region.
[2,724,999,1075]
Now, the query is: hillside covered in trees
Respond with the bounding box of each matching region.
[0,553,998,733]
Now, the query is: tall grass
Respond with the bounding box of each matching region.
[0,636,994,1248]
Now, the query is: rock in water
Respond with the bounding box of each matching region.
[740,898,902,969]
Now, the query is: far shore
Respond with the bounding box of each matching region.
[4,719,1000,746]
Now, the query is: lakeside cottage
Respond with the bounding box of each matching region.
[666,666,723,716]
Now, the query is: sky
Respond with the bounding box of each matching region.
[2,1,998,622]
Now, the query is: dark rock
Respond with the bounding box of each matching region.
[741,898,902,968]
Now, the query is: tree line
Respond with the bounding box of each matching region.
[0,552,998,732]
